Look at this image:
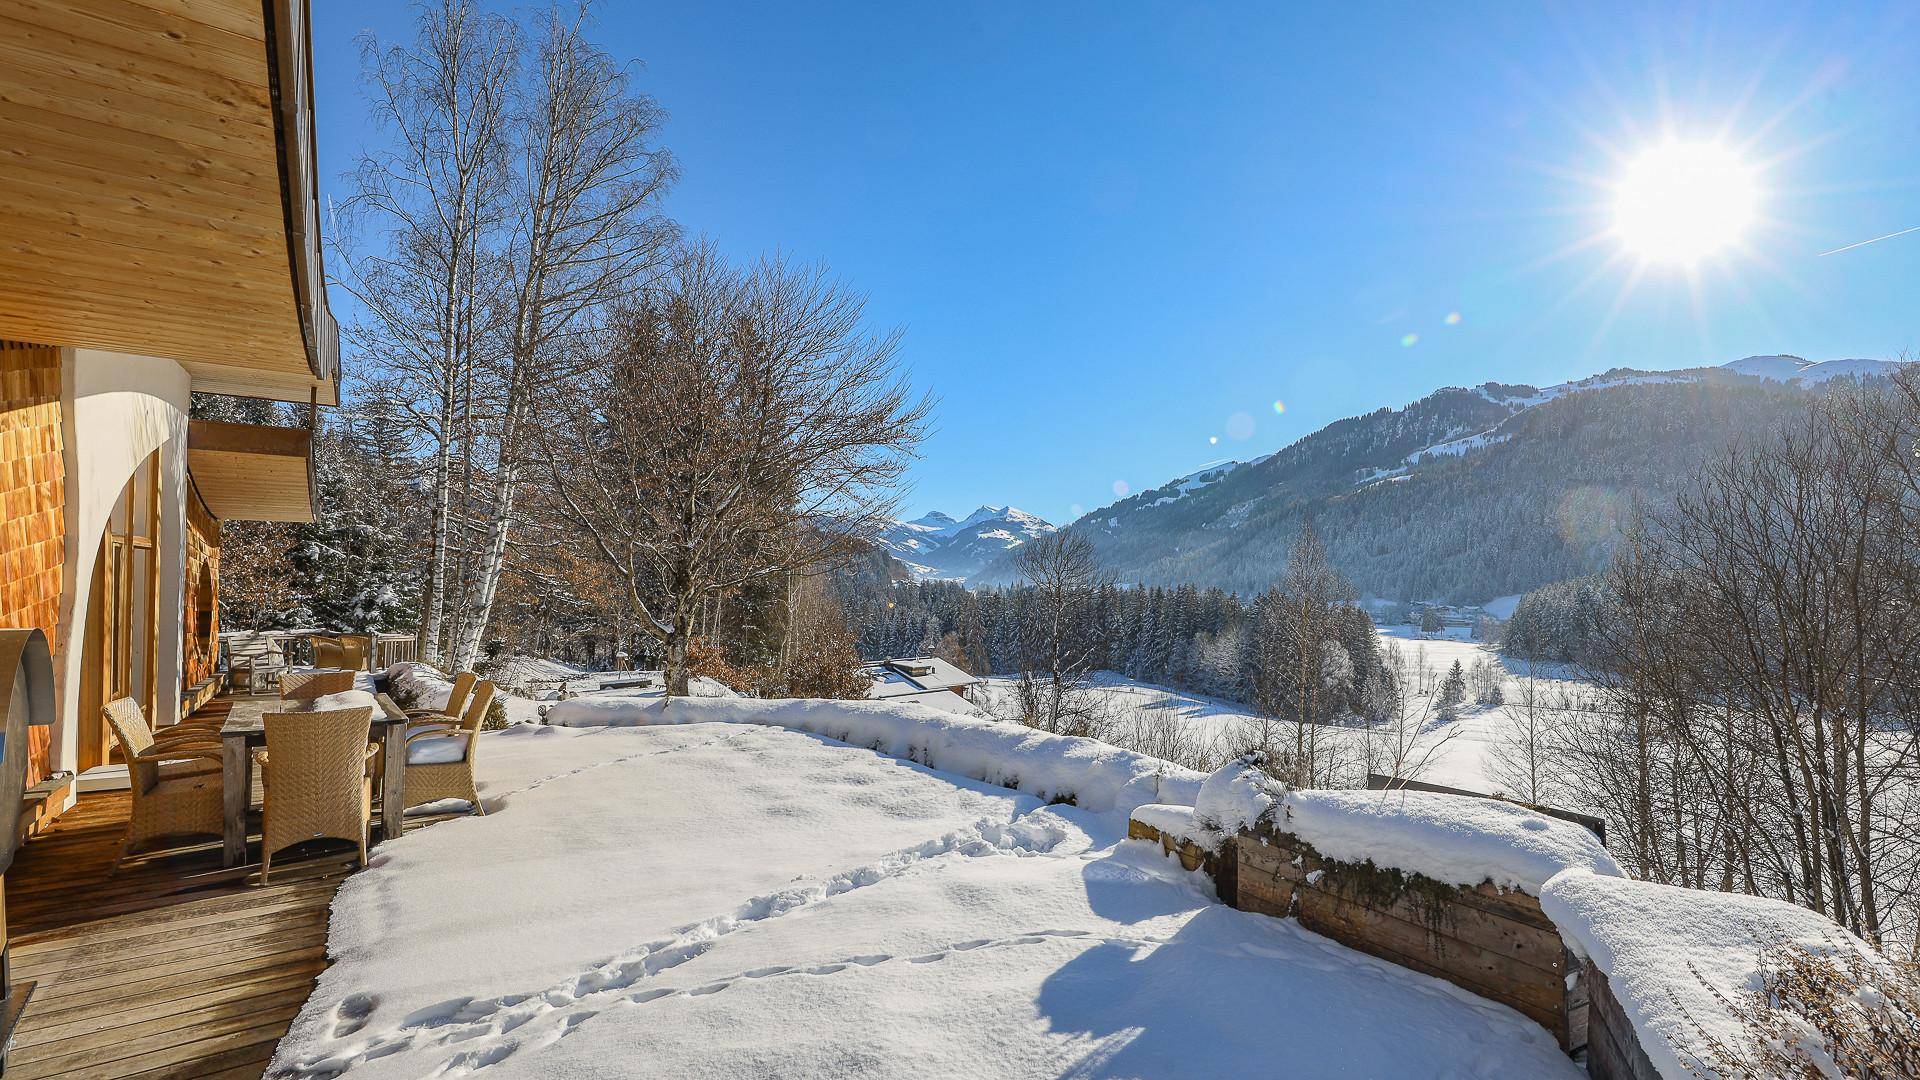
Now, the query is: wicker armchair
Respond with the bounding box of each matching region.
[309,635,345,669]
[103,698,226,862]
[254,706,377,883]
[403,679,496,815]
[280,669,358,699]
[339,634,373,672]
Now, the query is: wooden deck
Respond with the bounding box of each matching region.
[0,696,399,1079]
[3,791,353,1079]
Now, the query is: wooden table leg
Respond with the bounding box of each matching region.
[222,730,249,868]
[381,724,406,843]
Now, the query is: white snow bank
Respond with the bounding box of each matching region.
[1540,871,1909,1080]
[1166,760,1621,894]
[1130,803,1226,853]
[546,695,1204,816]
[1193,754,1281,837]
[1277,789,1624,894]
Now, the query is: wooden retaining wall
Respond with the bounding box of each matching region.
[1233,825,1587,1050]
[1583,964,1661,1080]
[1131,816,1588,1054]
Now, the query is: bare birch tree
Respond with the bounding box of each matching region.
[447,5,677,670]
[337,0,514,665]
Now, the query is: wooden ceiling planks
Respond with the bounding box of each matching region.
[186,419,315,523]
[0,0,327,393]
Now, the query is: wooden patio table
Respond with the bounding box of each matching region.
[219,692,410,868]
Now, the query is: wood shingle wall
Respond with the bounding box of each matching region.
[0,341,65,784]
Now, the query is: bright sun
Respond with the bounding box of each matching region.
[1613,141,1758,263]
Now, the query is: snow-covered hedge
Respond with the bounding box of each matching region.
[546,695,1205,815]
[1192,754,1279,839]
[1541,871,1916,1079]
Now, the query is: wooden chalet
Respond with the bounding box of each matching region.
[0,2,346,1074]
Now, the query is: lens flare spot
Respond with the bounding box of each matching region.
[1400,333,1420,347]
[1069,503,1084,517]
[1209,435,1219,445]
[1225,412,1255,440]
[1444,312,1462,326]
[1112,480,1129,497]
[1271,399,1286,415]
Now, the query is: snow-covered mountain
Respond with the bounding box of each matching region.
[878,505,1054,581]
[973,354,1909,602]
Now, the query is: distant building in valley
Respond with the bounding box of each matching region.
[863,657,981,715]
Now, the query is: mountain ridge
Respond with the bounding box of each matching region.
[878,504,1055,580]
[971,354,1906,601]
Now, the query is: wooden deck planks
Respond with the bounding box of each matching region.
[0,688,476,1079]
[3,786,350,1080]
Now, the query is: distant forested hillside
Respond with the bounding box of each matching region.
[978,369,1844,603]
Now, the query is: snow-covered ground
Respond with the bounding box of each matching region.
[274,718,1581,1078]
[980,627,1596,797]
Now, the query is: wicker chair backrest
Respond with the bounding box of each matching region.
[339,635,372,672]
[310,636,344,669]
[441,670,478,720]
[281,669,357,699]
[264,708,375,799]
[461,680,498,733]
[264,707,375,857]
[102,698,159,792]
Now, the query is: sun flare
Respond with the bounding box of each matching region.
[1612,141,1758,263]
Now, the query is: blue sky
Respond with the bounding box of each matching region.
[312,1,1920,526]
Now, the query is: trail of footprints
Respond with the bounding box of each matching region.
[283,811,1133,1078]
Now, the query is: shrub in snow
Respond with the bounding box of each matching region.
[1193,753,1283,836]
[384,661,511,729]
[1693,938,1920,1079]
[1541,871,1917,1079]
[386,662,454,712]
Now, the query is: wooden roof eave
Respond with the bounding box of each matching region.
[265,0,339,394]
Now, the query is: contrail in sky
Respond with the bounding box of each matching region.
[1817,224,1920,257]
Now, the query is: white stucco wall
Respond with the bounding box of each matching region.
[53,349,192,775]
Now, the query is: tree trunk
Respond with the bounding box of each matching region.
[418,391,456,665]
[664,616,692,697]
[450,391,525,670]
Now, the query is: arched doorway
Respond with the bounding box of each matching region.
[76,448,162,771]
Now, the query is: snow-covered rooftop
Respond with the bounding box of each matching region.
[863,655,978,694]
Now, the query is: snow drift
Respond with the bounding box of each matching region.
[1171,758,1622,895]
[1278,788,1624,895]
[1541,871,1913,1079]
[546,694,1205,815]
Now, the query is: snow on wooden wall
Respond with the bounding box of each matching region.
[0,341,65,784]
[1230,824,1588,1051]
[1130,813,1592,1055]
